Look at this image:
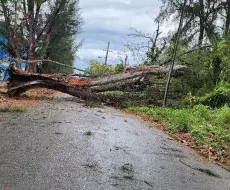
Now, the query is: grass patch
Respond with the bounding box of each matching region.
[84,101,104,108]
[128,104,230,164]
[0,105,27,112]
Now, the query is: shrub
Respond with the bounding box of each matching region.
[199,82,230,108]
[84,61,116,78]
[214,106,230,128]
[84,60,124,78]
[169,111,190,133]
[114,63,124,73]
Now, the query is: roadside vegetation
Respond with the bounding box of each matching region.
[0,105,27,112]
[128,105,230,165]
[125,83,230,165]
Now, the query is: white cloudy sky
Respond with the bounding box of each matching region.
[75,0,164,69]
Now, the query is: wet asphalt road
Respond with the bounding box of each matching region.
[0,98,230,190]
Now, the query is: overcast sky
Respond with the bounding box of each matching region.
[75,0,163,69]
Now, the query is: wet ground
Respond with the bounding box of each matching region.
[0,96,230,190]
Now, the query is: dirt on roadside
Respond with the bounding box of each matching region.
[0,88,59,109]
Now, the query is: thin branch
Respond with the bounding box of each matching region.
[128,27,154,43]
[36,0,65,44]
[15,58,84,72]
[181,45,212,55]
[22,0,29,30]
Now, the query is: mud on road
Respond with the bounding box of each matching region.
[0,97,230,190]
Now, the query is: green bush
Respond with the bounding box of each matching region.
[169,111,190,133]
[84,61,116,78]
[214,106,230,128]
[214,37,230,83]
[84,60,124,78]
[199,82,230,108]
[114,63,124,73]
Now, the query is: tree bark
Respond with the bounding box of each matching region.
[198,0,205,47]
[225,1,230,34]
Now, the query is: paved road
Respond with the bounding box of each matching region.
[0,99,230,190]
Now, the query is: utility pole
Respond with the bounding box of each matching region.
[162,0,187,109]
[104,42,110,65]
[124,55,128,69]
[98,43,112,65]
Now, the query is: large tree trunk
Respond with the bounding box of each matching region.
[198,0,205,47]
[8,64,187,104]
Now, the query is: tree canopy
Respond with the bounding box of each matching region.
[0,0,82,73]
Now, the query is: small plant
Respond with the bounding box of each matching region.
[114,63,125,73]
[85,131,92,136]
[172,112,189,133]
[183,92,197,108]
[23,90,33,97]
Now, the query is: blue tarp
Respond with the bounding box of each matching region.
[0,36,10,80]
[0,36,26,81]
[0,64,9,80]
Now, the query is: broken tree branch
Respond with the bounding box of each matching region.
[15,58,85,72]
[7,64,188,104]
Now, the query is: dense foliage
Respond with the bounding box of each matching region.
[199,82,230,108]
[40,0,82,74]
[84,60,124,78]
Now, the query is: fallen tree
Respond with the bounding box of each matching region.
[7,64,188,104]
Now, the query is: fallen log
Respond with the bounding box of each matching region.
[7,64,188,104]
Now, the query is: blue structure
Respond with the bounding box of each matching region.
[0,36,10,80]
[0,36,26,81]
[0,63,9,81]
